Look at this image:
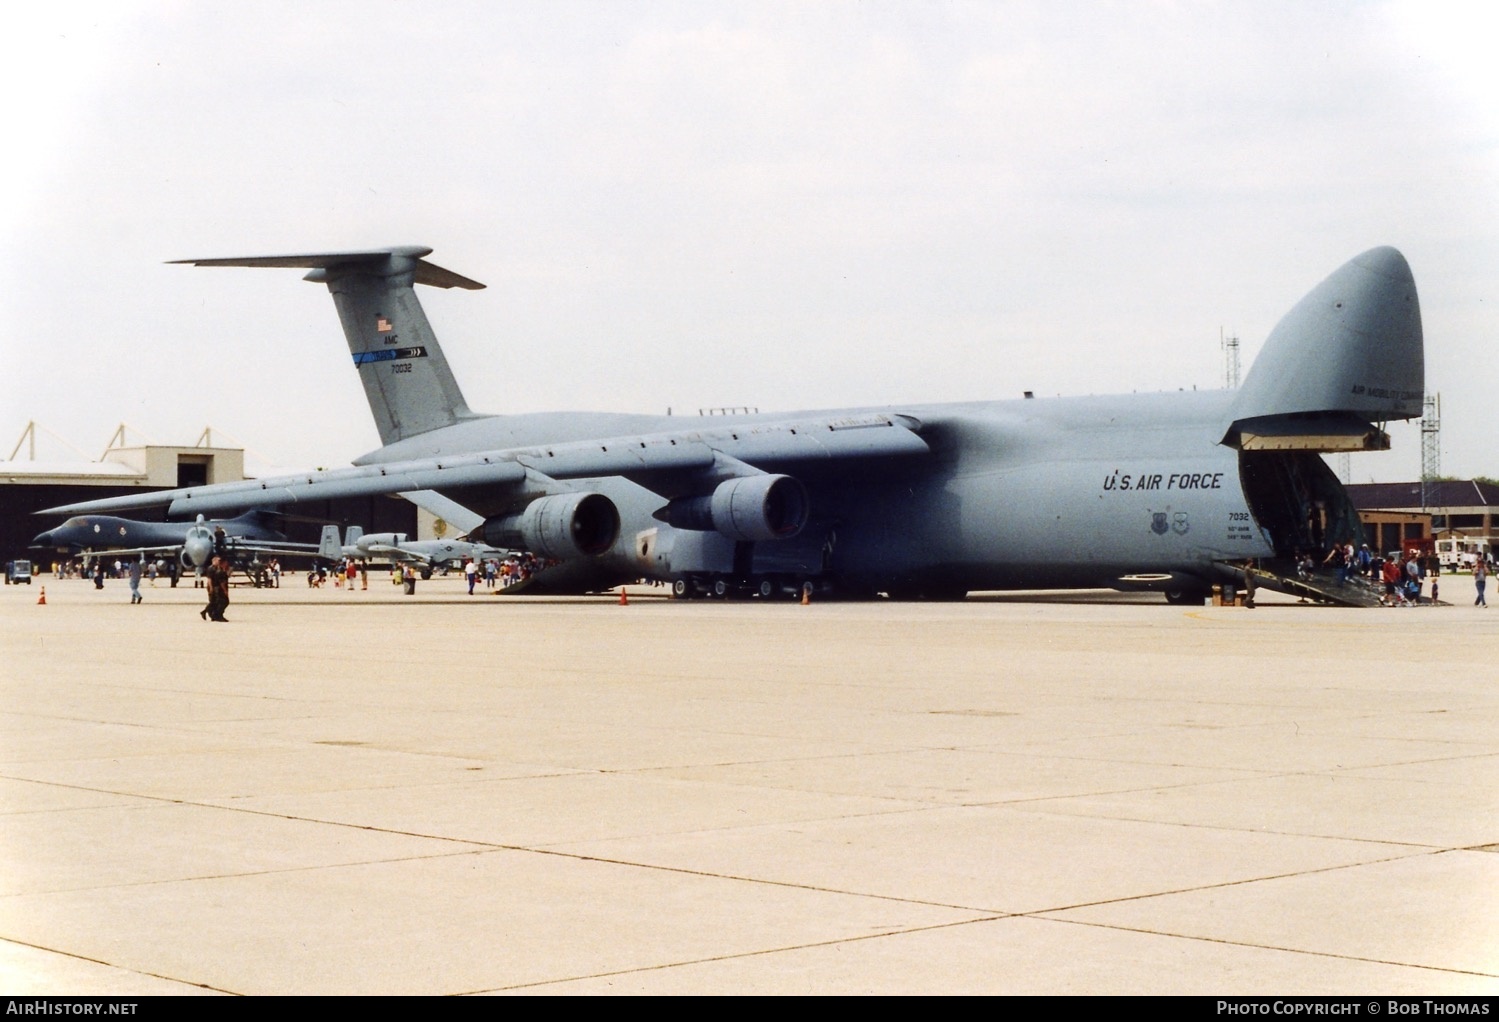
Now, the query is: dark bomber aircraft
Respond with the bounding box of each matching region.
[46,245,1424,602]
[32,510,313,579]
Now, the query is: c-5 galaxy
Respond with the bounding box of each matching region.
[46,244,1423,603]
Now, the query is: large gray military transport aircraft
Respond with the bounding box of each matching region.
[45,245,1424,603]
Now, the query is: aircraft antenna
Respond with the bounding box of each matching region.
[1420,393,1441,510]
[1220,328,1240,388]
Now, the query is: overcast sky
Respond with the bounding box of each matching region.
[3,1,1494,483]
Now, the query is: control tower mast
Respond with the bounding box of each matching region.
[1220,328,1240,389]
[1420,393,1441,510]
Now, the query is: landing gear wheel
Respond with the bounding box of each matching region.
[1164,588,1209,605]
[757,578,775,599]
[712,578,729,598]
[672,578,691,599]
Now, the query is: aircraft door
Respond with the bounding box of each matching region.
[1237,450,1364,558]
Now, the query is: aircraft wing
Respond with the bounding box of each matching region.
[41,412,930,518]
[60,543,193,559]
[44,459,529,517]
[220,537,323,558]
[59,537,318,570]
[357,542,428,563]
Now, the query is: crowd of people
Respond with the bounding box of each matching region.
[301,552,556,597]
[51,557,178,585]
[462,553,552,594]
[1288,540,1494,607]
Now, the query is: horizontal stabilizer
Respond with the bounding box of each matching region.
[170,247,486,289]
[172,245,484,445]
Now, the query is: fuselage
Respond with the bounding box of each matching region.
[350,388,1306,595]
[32,513,287,553]
[352,534,501,566]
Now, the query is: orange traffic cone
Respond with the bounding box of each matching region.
[800,583,811,606]
[37,586,46,605]
[619,587,629,606]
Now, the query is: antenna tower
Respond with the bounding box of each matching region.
[1220,328,1240,388]
[1420,393,1441,509]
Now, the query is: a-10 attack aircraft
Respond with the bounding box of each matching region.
[45,244,1424,603]
[31,510,318,580]
[317,524,505,577]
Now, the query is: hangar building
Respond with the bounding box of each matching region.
[2,431,417,569]
[1345,479,1498,564]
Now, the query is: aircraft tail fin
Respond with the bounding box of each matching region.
[172,247,487,445]
[229,508,287,535]
[345,525,364,547]
[317,525,342,561]
[1226,247,1423,449]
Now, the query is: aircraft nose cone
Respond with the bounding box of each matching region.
[1232,245,1423,424]
[183,534,214,567]
[1352,245,1415,288]
[31,531,53,548]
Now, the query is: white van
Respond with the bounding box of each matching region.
[1438,539,1490,570]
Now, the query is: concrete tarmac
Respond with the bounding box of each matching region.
[2,574,1496,995]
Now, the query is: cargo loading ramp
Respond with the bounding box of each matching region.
[1233,563,1393,607]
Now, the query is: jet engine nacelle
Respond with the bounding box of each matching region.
[481,492,620,560]
[356,532,407,552]
[659,474,809,542]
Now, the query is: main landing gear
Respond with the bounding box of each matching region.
[1163,587,1211,605]
[671,574,811,600]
